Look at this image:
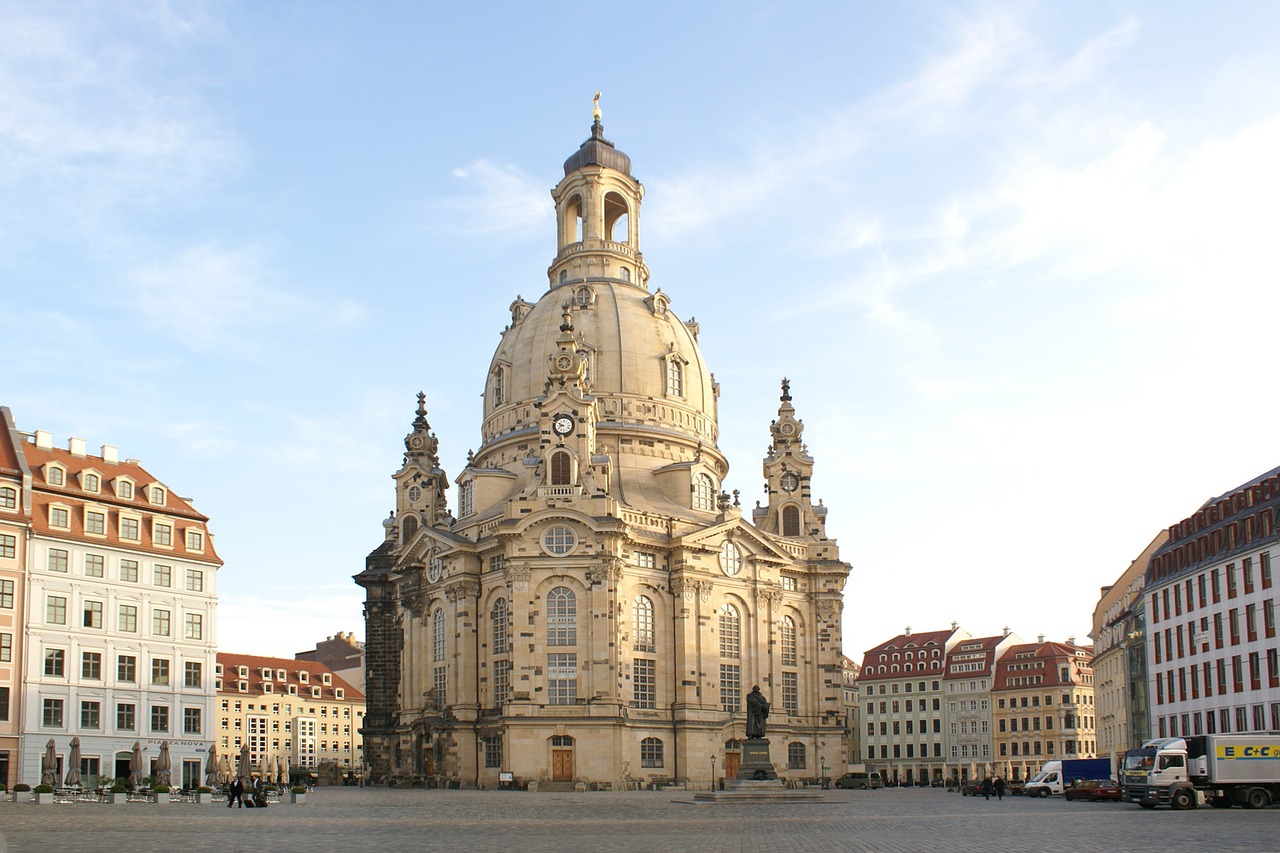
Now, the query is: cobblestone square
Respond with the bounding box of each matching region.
[1,787,1277,853]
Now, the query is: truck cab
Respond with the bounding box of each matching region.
[1123,738,1194,809]
[1024,761,1062,797]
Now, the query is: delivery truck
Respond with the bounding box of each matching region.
[1023,757,1113,796]
[1122,734,1280,809]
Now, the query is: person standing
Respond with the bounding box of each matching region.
[227,777,244,808]
[994,776,1005,800]
[980,777,993,801]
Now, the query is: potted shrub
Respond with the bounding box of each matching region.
[151,783,171,804]
[197,785,214,804]
[34,783,55,805]
[0,782,7,803]
[108,781,128,804]
[13,782,30,802]
[290,785,307,804]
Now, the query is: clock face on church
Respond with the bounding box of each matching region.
[552,414,575,436]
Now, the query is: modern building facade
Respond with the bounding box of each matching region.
[1090,531,1167,766]
[357,113,851,789]
[856,627,967,785]
[216,653,364,779]
[991,638,1096,776]
[8,416,220,788]
[1143,466,1280,741]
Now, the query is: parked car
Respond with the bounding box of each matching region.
[1064,779,1123,802]
[834,772,883,790]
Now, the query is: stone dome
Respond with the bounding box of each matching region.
[562,121,632,177]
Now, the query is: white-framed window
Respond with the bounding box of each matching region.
[184,612,203,640]
[720,663,741,714]
[633,595,655,652]
[154,564,171,587]
[666,357,684,397]
[186,568,204,591]
[543,526,576,556]
[633,658,656,709]
[154,522,172,546]
[50,505,70,528]
[86,509,106,535]
[85,553,104,577]
[0,486,15,508]
[186,530,203,551]
[83,600,103,628]
[116,480,133,499]
[491,598,509,654]
[547,653,577,705]
[640,736,663,767]
[150,486,166,505]
[719,603,741,658]
[633,551,656,569]
[547,587,576,646]
[82,472,99,492]
[48,549,68,572]
[780,615,797,666]
[119,559,139,582]
[121,517,140,540]
[694,474,715,511]
[459,480,473,516]
[119,605,138,633]
[153,609,171,636]
[47,466,65,486]
[719,541,742,576]
[432,608,446,662]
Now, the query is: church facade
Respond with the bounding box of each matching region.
[357,115,850,789]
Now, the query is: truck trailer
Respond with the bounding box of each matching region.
[1122,734,1280,809]
[1022,758,1113,796]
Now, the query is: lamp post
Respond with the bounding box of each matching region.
[821,759,829,790]
[710,754,716,791]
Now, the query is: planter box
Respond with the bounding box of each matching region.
[34,792,55,805]
[152,793,171,805]
[197,792,215,804]
[108,792,128,805]
[290,792,306,804]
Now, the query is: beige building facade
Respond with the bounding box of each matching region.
[216,653,364,780]
[992,639,1097,777]
[0,407,31,788]
[358,113,851,789]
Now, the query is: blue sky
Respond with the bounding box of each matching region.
[3,1,1279,659]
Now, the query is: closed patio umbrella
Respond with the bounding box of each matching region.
[277,754,289,786]
[205,743,220,786]
[41,739,58,787]
[155,741,172,788]
[129,741,145,790]
[239,742,251,785]
[64,737,82,787]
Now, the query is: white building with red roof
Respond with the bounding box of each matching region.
[11,416,220,788]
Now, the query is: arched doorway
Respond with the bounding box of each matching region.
[723,739,742,780]
[551,735,574,782]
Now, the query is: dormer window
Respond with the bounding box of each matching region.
[459,481,473,517]
[492,365,506,407]
[263,682,273,693]
[322,673,332,685]
[238,666,248,678]
[49,504,70,528]
[335,688,344,700]
[150,486,165,505]
[288,684,298,695]
[665,356,684,397]
[116,480,133,499]
[238,680,248,693]
[47,466,65,486]
[0,486,15,509]
[693,473,715,511]
[82,472,99,492]
[85,509,106,535]
[186,530,203,551]
[261,668,272,679]
[276,669,286,681]
[311,686,321,698]
[298,671,308,683]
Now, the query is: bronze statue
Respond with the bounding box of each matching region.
[746,685,769,739]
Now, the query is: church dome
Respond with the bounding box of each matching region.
[562,121,633,177]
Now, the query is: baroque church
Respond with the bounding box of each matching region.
[356,109,851,789]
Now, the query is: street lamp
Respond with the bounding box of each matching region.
[821,759,829,790]
[710,754,716,791]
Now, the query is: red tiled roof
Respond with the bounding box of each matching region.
[943,634,1007,680]
[856,629,954,681]
[992,641,1093,691]
[218,652,364,702]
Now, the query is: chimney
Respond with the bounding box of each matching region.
[35,430,52,449]
[68,437,86,456]
[951,621,958,630]
[1003,626,1010,637]
[101,444,118,464]
[1066,636,1076,646]
[904,626,911,637]
[1037,634,1045,644]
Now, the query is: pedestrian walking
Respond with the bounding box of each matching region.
[227,777,244,808]
[980,777,993,801]
[994,776,1005,800]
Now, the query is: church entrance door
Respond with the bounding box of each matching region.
[724,752,740,779]
[552,750,574,781]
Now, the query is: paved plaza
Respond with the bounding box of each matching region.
[1,786,1276,853]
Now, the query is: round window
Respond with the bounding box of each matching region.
[719,541,742,576]
[543,526,577,556]
[407,486,421,503]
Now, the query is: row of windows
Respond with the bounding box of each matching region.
[1157,702,1280,737]
[867,698,944,715]
[43,652,202,687]
[39,468,165,505]
[42,505,201,549]
[868,743,945,760]
[219,700,357,719]
[1151,552,1273,625]
[43,550,204,589]
[863,680,943,695]
[1152,600,1277,664]
[41,698,201,733]
[44,596,205,639]
[1155,650,1280,703]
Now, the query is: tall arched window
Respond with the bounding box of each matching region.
[459,481,474,517]
[491,598,509,654]
[432,608,446,662]
[640,737,664,768]
[782,504,800,536]
[693,473,715,511]
[633,596,655,653]
[780,615,797,667]
[719,603,740,658]
[492,366,505,407]
[547,587,576,646]
[667,358,684,397]
[787,742,806,770]
[401,515,417,545]
[551,451,572,486]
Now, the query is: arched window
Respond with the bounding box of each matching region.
[550,451,572,486]
[432,608,446,662]
[633,596,655,653]
[619,266,631,282]
[780,615,797,667]
[547,587,576,646]
[558,270,568,284]
[458,481,473,517]
[782,505,800,537]
[401,515,417,545]
[719,541,742,576]
[667,358,684,397]
[0,486,15,509]
[604,191,629,243]
[492,367,505,407]
[640,737,664,768]
[719,603,740,658]
[787,742,806,770]
[491,598,509,654]
[693,473,715,511]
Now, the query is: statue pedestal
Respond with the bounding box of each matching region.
[733,739,779,783]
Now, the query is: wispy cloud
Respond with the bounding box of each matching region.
[416,159,551,238]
